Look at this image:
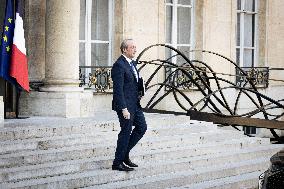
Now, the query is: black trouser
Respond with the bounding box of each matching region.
[113,108,147,165]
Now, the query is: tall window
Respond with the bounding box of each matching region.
[166,0,194,64]
[79,0,113,67]
[237,0,258,135]
[236,0,258,67]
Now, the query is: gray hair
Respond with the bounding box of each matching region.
[120,39,133,53]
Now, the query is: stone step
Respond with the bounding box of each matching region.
[1,143,282,183]
[0,115,276,189]
[166,171,261,189]
[85,158,268,189]
[0,134,268,169]
[0,157,269,189]
[0,128,242,155]
[0,120,114,141]
[0,115,197,141]
[0,134,267,171]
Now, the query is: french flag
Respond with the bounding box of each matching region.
[10,0,29,92]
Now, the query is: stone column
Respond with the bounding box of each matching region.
[20,0,89,118]
[25,0,45,83]
[41,0,81,92]
[38,0,83,117]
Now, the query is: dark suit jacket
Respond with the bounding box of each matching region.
[111,55,140,113]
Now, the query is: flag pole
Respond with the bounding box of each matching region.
[15,88,20,118]
[4,81,7,119]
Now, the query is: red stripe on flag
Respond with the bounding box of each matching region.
[10,44,30,92]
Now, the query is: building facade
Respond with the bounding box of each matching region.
[1,0,284,135]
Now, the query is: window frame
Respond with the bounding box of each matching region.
[165,0,195,62]
[236,0,258,67]
[79,0,114,67]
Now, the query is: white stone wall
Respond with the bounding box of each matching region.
[20,91,113,118]
[20,92,82,118]
[202,0,235,85]
[116,0,165,88]
[92,93,113,113]
[266,0,284,86]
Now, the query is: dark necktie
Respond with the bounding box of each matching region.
[130,61,138,82]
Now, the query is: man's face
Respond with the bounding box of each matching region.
[123,40,137,59]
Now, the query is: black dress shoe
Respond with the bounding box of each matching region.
[112,163,134,171]
[123,159,138,167]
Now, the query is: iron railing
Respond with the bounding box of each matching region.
[30,66,269,93]
[78,65,270,92]
[79,66,112,92]
[78,65,208,92]
[165,66,207,91]
[236,67,269,88]
[135,44,284,142]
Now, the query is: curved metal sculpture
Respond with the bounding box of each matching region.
[136,44,284,141]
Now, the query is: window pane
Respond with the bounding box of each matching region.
[177,46,190,65]
[79,43,85,66]
[243,49,254,67]
[166,0,173,3]
[236,48,240,65]
[237,0,242,10]
[79,0,86,40]
[244,14,254,47]
[244,126,256,134]
[165,47,173,88]
[178,0,191,5]
[237,13,240,46]
[91,0,109,41]
[165,47,173,61]
[245,0,255,12]
[166,6,173,44]
[177,7,191,44]
[91,43,109,66]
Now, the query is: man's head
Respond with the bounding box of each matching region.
[120,39,137,59]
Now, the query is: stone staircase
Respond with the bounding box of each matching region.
[0,112,283,189]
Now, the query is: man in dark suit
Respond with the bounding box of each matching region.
[111,39,147,171]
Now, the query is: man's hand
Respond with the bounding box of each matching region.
[122,108,130,119]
